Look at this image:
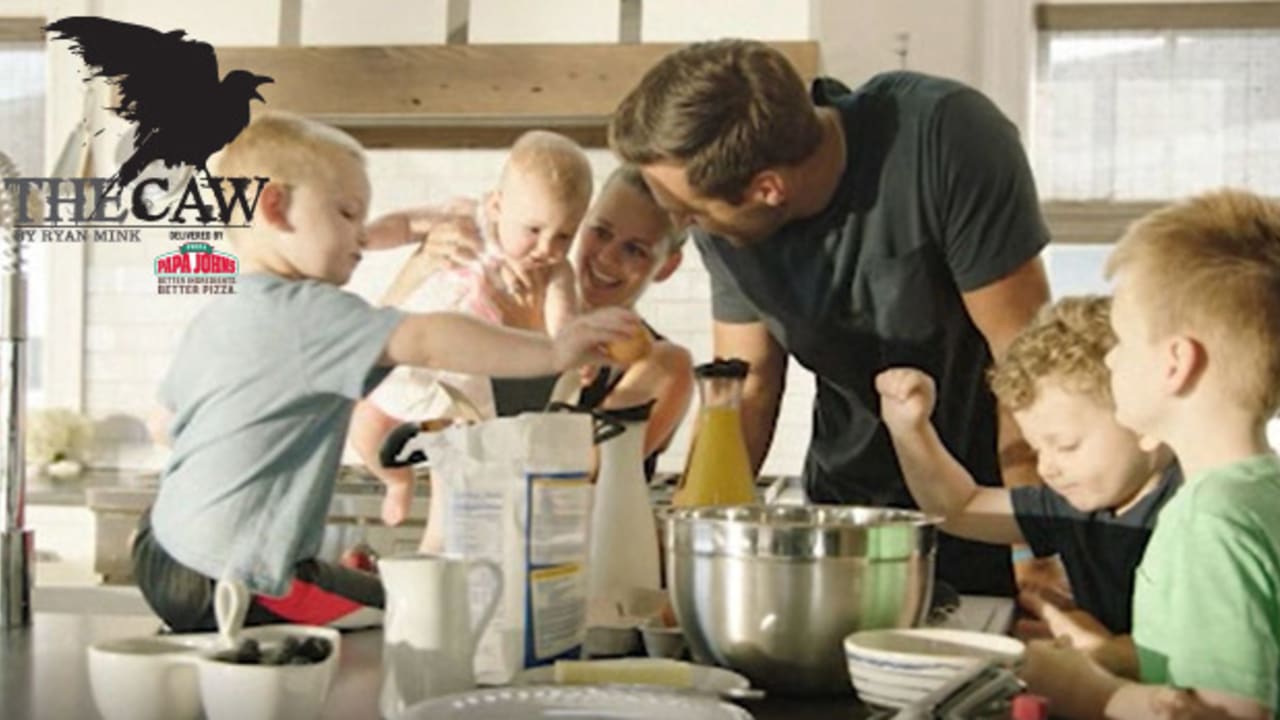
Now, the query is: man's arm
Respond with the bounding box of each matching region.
[960,255,1047,491]
[961,254,1055,588]
[713,320,787,475]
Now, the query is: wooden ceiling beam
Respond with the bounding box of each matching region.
[215,42,821,148]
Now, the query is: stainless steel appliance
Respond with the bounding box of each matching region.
[0,150,30,629]
[665,505,938,696]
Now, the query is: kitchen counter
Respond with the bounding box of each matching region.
[0,611,874,720]
[25,467,431,584]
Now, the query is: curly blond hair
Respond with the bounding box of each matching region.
[988,296,1116,411]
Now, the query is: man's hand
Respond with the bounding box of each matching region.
[875,367,937,433]
[550,307,640,373]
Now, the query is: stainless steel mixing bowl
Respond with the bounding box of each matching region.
[664,505,938,696]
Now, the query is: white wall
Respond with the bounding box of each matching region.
[641,0,815,42]
[815,0,1034,135]
[38,0,1043,476]
[469,0,621,43]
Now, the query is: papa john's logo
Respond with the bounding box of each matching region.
[154,242,238,295]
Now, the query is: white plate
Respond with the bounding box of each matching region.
[400,685,754,720]
[514,661,751,694]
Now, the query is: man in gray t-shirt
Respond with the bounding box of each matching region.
[611,42,1052,596]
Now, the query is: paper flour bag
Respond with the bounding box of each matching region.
[425,411,594,685]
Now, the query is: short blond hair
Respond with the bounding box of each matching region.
[501,130,593,209]
[214,110,364,192]
[1105,189,1280,418]
[989,296,1115,411]
[601,164,687,252]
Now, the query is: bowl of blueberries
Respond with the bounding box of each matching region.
[196,625,341,720]
[87,625,339,720]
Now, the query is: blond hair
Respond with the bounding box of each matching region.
[609,39,821,202]
[214,110,364,200]
[989,296,1116,411]
[601,164,687,252]
[501,130,593,210]
[1104,189,1280,417]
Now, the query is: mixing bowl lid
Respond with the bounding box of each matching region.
[663,505,940,559]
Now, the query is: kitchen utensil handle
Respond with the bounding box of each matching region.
[379,422,428,468]
[466,559,503,661]
[214,574,249,649]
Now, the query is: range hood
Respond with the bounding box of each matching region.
[215,42,820,148]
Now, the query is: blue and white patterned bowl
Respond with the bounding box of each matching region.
[843,628,1023,709]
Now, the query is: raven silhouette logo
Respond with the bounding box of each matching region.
[45,16,272,192]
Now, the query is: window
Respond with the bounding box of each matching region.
[1034,28,1280,201]
[1031,5,1280,441]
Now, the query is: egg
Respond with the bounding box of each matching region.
[606,326,653,364]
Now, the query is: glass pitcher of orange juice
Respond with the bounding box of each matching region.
[672,358,756,507]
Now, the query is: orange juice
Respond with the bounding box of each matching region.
[673,406,755,507]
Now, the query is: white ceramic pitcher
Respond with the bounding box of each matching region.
[377,554,502,718]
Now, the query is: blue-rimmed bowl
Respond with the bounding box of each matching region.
[843,628,1023,708]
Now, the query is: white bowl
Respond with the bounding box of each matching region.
[196,625,341,720]
[87,635,205,720]
[87,624,341,720]
[843,628,1023,708]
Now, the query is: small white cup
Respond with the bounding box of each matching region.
[87,636,203,720]
[196,625,341,720]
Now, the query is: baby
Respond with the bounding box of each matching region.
[351,130,594,531]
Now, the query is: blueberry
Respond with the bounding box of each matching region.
[234,638,262,664]
[296,637,332,663]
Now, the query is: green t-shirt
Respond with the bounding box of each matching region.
[1133,454,1280,712]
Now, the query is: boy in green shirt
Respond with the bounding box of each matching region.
[1021,189,1280,719]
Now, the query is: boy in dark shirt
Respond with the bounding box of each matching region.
[876,296,1179,645]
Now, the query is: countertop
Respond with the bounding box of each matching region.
[25,466,433,508]
[0,611,874,720]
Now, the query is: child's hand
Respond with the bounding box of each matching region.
[1020,638,1122,718]
[551,307,641,372]
[477,256,553,331]
[875,367,937,431]
[1020,587,1112,652]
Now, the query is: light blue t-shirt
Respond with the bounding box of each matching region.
[151,273,403,595]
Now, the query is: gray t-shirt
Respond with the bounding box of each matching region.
[696,72,1049,595]
[151,273,403,595]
